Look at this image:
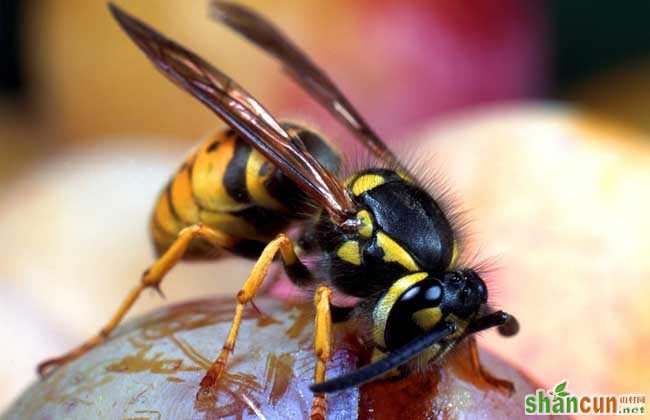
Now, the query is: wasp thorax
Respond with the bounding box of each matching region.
[349,169,456,273]
[324,168,459,298]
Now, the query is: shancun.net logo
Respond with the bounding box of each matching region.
[525,380,646,416]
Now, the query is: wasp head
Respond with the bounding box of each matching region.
[373,269,486,353]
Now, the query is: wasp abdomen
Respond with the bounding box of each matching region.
[151,124,339,259]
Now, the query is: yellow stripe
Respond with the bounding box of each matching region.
[245,149,287,211]
[153,189,184,236]
[370,347,386,363]
[351,174,385,196]
[199,210,269,241]
[357,210,373,238]
[150,217,175,252]
[396,170,413,183]
[191,133,250,212]
[412,307,443,331]
[376,231,419,271]
[336,240,361,266]
[444,314,470,339]
[372,272,428,348]
[448,240,459,269]
[170,164,200,224]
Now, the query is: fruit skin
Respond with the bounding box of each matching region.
[3,297,545,419]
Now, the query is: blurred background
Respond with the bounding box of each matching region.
[1,0,649,413]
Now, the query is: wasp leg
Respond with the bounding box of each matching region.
[469,309,519,337]
[467,336,515,395]
[197,234,300,394]
[311,285,333,420]
[37,224,235,378]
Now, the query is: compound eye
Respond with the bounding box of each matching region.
[399,285,420,302]
[424,284,442,303]
[383,277,445,350]
[395,279,442,306]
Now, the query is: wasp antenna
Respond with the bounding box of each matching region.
[467,310,518,337]
[309,323,455,394]
[498,313,520,337]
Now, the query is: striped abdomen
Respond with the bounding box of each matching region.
[151,123,340,259]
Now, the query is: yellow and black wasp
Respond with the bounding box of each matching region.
[39,2,519,418]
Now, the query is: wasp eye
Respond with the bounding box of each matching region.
[383,277,445,350]
[424,284,441,302]
[400,286,420,301]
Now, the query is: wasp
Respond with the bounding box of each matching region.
[39,2,519,418]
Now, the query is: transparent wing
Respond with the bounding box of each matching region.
[210,1,404,171]
[109,3,357,226]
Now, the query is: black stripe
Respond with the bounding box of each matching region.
[170,162,200,224]
[151,212,177,256]
[231,205,291,238]
[265,125,341,213]
[293,126,341,174]
[331,304,355,323]
[259,160,271,177]
[151,212,170,236]
[187,158,209,212]
[165,182,182,223]
[284,258,313,287]
[206,140,220,153]
[223,138,251,203]
[232,239,267,259]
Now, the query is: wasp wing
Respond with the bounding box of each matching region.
[209,1,403,171]
[310,323,455,393]
[109,3,356,226]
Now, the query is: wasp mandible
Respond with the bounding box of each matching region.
[39,3,519,418]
